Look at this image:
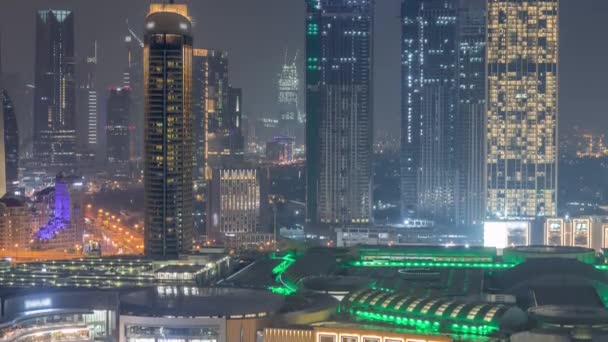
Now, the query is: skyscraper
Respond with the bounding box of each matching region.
[124,25,144,161]
[193,49,229,184]
[2,90,19,194]
[143,3,194,258]
[306,0,374,228]
[106,87,132,163]
[227,86,245,160]
[456,8,486,227]
[0,97,5,196]
[34,10,76,167]
[400,0,459,224]
[77,41,98,151]
[277,52,300,141]
[486,0,558,219]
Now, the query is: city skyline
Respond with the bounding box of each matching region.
[0,0,606,142]
[0,2,607,341]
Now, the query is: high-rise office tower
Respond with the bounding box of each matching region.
[2,90,19,194]
[306,0,374,229]
[34,10,76,167]
[277,52,301,141]
[77,41,98,151]
[400,0,458,223]
[456,8,486,227]
[486,0,558,219]
[143,3,194,258]
[106,87,132,163]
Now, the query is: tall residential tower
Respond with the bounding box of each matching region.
[143,3,194,258]
[306,0,374,229]
[486,0,558,219]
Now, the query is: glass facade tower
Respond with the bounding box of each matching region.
[456,8,486,227]
[305,0,374,229]
[486,0,558,219]
[400,0,459,224]
[143,3,194,258]
[34,10,76,167]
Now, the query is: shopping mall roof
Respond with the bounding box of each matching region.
[529,305,608,326]
[341,289,528,336]
[120,286,285,318]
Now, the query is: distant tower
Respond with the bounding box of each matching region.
[486,0,558,219]
[0,95,5,196]
[106,87,132,163]
[306,0,374,229]
[277,51,300,141]
[2,90,19,194]
[143,2,194,258]
[77,41,98,151]
[124,22,144,161]
[34,10,76,167]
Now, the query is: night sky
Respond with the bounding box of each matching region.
[0,0,607,141]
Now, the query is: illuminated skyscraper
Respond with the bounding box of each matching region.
[455,8,486,227]
[143,3,194,258]
[277,52,301,141]
[486,0,558,219]
[34,10,76,167]
[400,0,459,224]
[106,87,132,163]
[306,0,374,228]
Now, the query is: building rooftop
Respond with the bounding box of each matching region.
[120,286,285,318]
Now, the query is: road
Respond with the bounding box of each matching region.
[84,204,144,256]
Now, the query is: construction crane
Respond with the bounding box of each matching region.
[126,19,144,48]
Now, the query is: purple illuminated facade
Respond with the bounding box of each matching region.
[36,180,71,240]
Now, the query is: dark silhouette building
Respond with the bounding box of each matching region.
[2,90,19,194]
[106,87,132,163]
